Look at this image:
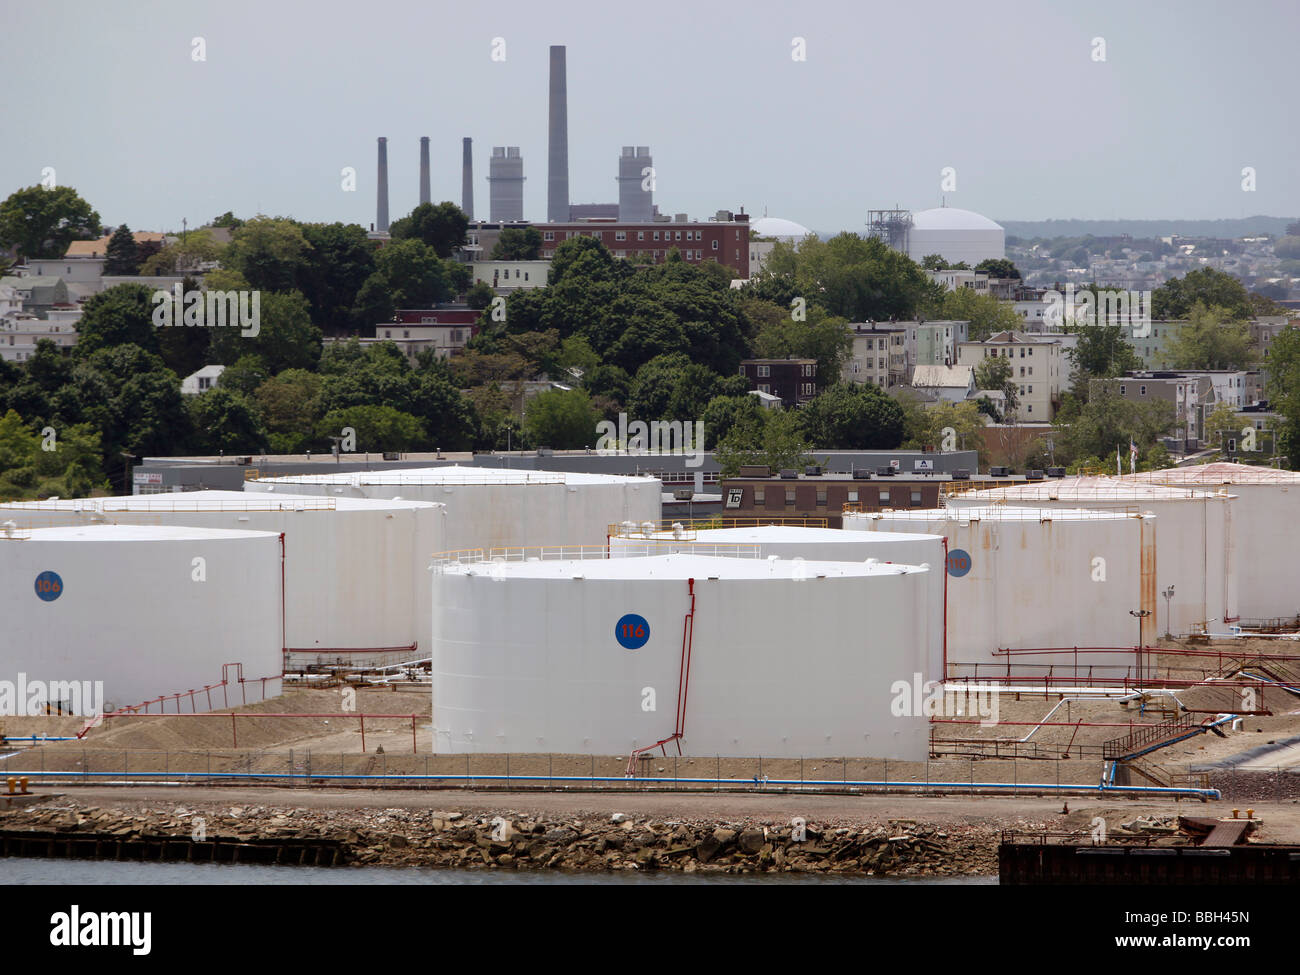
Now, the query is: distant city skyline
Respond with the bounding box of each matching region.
[3,0,1298,235]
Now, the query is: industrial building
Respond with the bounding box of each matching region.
[488,147,526,222]
[1124,462,1300,623]
[0,524,282,712]
[608,523,946,682]
[0,492,444,662]
[945,476,1237,637]
[245,465,660,550]
[844,506,1153,678]
[429,552,934,760]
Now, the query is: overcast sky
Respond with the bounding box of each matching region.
[4,0,1297,235]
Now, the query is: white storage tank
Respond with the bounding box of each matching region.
[0,524,282,712]
[431,553,933,760]
[906,206,1005,268]
[946,476,1236,636]
[1124,463,1300,622]
[609,523,947,682]
[845,506,1155,677]
[245,465,661,551]
[0,492,443,658]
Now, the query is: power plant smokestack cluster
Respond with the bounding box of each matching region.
[488,146,525,222]
[617,146,654,221]
[372,45,651,228]
[547,45,569,222]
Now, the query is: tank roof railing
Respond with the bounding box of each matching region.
[607,516,829,539]
[429,543,764,570]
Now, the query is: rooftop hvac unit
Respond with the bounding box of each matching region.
[876,467,895,477]
[672,489,692,500]
[738,465,771,478]
[989,466,1010,477]
[1046,466,1066,478]
[383,452,400,461]
[852,469,873,480]
[536,447,554,457]
[952,469,971,480]
[1026,469,1045,481]
[779,469,799,480]
[804,466,822,476]
[236,456,252,465]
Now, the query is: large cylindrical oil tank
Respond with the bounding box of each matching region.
[845,506,1155,677]
[1124,463,1299,622]
[609,524,947,682]
[0,492,443,657]
[431,553,934,760]
[0,524,282,712]
[245,466,661,550]
[945,476,1236,637]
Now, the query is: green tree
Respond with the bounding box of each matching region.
[254,368,323,453]
[490,227,543,260]
[74,283,160,356]
[1267,327,1300,468]
[974,355,1018,415]
[375,238,452,307]
[523,387,600,449]
[225,216,312,292]
[315,405,427,452]
[901,397,985,452]
[974,258,1021,279]
[466,281,495,310]
[1273,236,1300,261]
[1067,322,1144,380]
[388,202,469,258]
[1057,384,1175,464]
[700,394,767,449]
[0,185,102,259]
[714,409,815,477]
[1167,303,1254,370]
[212,211,243,230]
[920,254,949,270]
[295,222,377,333]
[209,290,322,373]
[140,228,225,275]
[752,306,853,384]
[798,383,905,449]
[103,225,140,276]
[938,287,1024,341]
[1152,268,1252,321]
[187,387,267,454]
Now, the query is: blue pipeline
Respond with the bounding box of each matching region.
[3,768,1220,799]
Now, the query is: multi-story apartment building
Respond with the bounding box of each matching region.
[843,323,906,387]
[739,358,817,407]
[1092,372,1213,449]
[957,331,1065,420]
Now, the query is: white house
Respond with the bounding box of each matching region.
[181,365,225,395]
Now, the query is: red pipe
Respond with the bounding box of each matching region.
[627,577,696,775]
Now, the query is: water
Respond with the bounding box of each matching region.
[1,857,997,885]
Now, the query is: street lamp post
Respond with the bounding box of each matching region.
[1162,586,1175,639]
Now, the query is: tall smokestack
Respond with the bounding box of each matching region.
[547,45,569,222]
[419,137,431,206]
[376,137,389,232]
[462,137,474,220]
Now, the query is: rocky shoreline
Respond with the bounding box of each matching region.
[1,798,1009,876]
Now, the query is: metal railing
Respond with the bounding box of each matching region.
[607,516,829,538]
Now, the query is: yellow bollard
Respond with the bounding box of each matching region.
[5,777,14,795]
[1231,808,1239,819]
[19,777,28,794]
[1247,808,1254,820]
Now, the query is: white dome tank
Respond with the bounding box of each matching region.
[947,476,1236,637]
[431,553,933,760]
[0,491,444,658]
[609,524,946,681]
[245,465,660,551]
[907,206,1005,268]
[1124,463,1299,622]
[845,506,1155,678]
[0,524,282,712]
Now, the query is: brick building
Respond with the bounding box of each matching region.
[739,358,817,407]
